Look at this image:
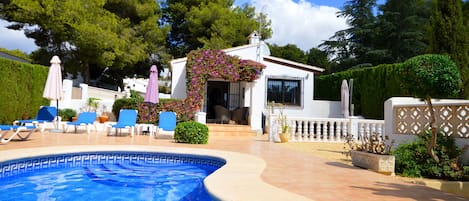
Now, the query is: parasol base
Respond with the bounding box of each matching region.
[49,129,64,133]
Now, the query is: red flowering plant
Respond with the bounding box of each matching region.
[139,49,265,122]
[138,102,158,124]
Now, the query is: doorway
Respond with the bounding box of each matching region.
[206,81,229,119]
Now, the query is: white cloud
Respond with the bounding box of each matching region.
[0,20,38,53]
[251,0,348,52]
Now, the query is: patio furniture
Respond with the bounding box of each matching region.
[231,107,249,125]
[214,105,231,124]
[0,125,37,143]
[157,111,176,138]
[107,109,138,136]
[136,123,157,137]
[65,112,97,134]
[14,106,57,133]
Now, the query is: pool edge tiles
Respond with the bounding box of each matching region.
[0,151,226,177]
[0,145,312,201]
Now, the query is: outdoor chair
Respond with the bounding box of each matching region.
[157,111,177,139]
[231,107,249,125]
[65,112,97,134]
[0,125,37,143]
[214,105,231,124]
[107,109,138,136]
[14,106,57,133]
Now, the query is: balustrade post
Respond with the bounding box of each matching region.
[328,121,334,142]
[322,121,328,142]
[370,123,376,137]
[309,120,315,142]
[297,121,303,142]
[335,121,341,142]
[314,121,319,142]
[349,117,359,142]
[359,124,364,142]
[365,123,370,140]
[377,126,383,142]
[290,120,296,142]
[269,114,278,142]
[342,121,348,142]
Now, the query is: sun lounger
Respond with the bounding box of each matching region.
[65,112,97,134]
[14,106,57,133]
[107,109,138,136]
[157,111,177,138]
[0,125,37,143]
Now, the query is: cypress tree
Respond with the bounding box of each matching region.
[429,0,469,98]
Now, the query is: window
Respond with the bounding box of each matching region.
[267,78,301,106]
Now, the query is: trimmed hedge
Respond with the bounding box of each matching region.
[315,63,409,119]
[174,121,209,144]
[0,58,49,124]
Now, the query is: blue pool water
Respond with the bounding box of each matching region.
[0,152,226,201]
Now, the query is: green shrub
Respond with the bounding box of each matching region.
[58,108,77,121]
[158,85,171,94]
[392,131,468,181]
[112,90,142,119]
[174,121,209,144]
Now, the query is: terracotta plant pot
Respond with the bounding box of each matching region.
[98,116,109,123]
[71,116,78,122]
[279,133,289,143]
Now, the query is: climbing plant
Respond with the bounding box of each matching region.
[139,49,265,122]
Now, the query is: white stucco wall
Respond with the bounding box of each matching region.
[248,61,316,131]
[170,58,188,99]
[310,100,343,118]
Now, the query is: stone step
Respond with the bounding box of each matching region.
[207,124,256,136]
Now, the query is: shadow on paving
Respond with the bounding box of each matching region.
[351,181,469,201]
[317,148,345,154]
[325,161,357,170]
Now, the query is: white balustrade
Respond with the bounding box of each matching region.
[268,115,385,143]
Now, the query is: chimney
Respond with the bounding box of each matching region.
[248,31,260,44]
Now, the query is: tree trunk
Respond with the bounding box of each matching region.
[426,97,440,163]
[83,64,90,84]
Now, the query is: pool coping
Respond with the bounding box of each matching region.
[0,145,311,201]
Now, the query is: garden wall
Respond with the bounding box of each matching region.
[384,97,469,164]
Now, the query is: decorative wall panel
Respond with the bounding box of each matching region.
[394,104,469,138]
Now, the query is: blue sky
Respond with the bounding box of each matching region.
[235,0,352,9]
[0,0,386,53]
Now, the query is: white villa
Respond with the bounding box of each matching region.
[170,32,337,133]
[50,32,468,163]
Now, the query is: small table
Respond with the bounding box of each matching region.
[136,124,157,137]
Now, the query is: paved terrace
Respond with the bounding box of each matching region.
[0,130,467,201]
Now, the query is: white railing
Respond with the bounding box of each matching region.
[268,115,385,143]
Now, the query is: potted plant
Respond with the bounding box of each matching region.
[276,103,289,143]
[98,105,109,123]
[86,97,100,112]
[58,108,77,122]
[344,133,395,175]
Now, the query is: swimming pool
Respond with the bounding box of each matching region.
[0,151,226,201]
